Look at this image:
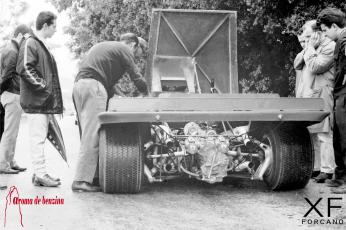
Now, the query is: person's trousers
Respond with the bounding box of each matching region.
[26,113,49,177]
[0,91,22,170]
[73,78,107,183]
[311,132,335,174]
[333,94,346,177]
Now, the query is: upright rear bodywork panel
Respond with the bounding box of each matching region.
[98,9,328,194]
[145,9,238,93]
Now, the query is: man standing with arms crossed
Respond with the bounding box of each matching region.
[317,8,346,191]
[17,11,63,187]
[0,25,31,174]
[72,33,148,192]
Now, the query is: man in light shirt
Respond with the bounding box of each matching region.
[294,20,336,183]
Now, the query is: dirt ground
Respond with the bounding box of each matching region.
[0,116,345,230]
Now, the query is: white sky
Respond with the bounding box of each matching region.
[18,0,78,114]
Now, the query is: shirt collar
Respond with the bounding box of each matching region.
[35,33,50,49]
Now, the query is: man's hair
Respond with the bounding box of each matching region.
[13,24,32,37]
[298,20,320,35]
[317,7,346,28]
[36,11,57,31]
[120,33,139,47]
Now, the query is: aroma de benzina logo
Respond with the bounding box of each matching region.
[301,197,345,225]
[2,186,64,228]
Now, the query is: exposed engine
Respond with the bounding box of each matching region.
[144,121,273,184]
[183,122,229,183]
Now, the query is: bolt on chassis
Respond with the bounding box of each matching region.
[98,9,328,194]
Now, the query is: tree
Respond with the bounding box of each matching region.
[50,0,218,95]
[50,0,346,96]
[0,0,29,51]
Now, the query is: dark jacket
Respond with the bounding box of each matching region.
[0,40,21,94]
[75,41,148,97]
[16,34,63,114]
[333,28,346,97]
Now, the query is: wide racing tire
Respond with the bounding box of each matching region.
[99,123,143,194]
[263,123,313,190]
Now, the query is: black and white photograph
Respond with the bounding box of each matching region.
[0,0,346,229]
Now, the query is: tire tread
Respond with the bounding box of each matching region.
[99,123,143,193]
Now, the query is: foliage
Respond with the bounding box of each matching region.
[218,0,346,95]
[0,0,29,51]
[50,0,346,96]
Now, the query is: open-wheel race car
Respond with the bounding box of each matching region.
[98,9,329,193]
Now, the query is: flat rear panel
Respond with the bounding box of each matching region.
[145,9,238,93]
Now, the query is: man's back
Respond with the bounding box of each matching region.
[0,40,20,94]
[77,41,141,91]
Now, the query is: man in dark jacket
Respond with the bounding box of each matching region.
[317,8,346,191]
[72,33,148,192]
[16,11,63,187]
[0,25,31,174]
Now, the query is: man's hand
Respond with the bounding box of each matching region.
[308,32,322,49]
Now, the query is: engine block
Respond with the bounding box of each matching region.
[184,122,230,183]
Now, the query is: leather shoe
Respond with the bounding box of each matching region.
[0,185,7,190]
[72,181,101,192]
[314,173,332,183]
[0,168,19,174]
[33,174,61,187]
[311,170,320,179]
[32,174,60,183]
[47,174,60,182]
[325,179,343,187]
[11,164,26,172]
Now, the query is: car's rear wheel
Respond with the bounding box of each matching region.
[263,123,313,190]
[99,123,143,193]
